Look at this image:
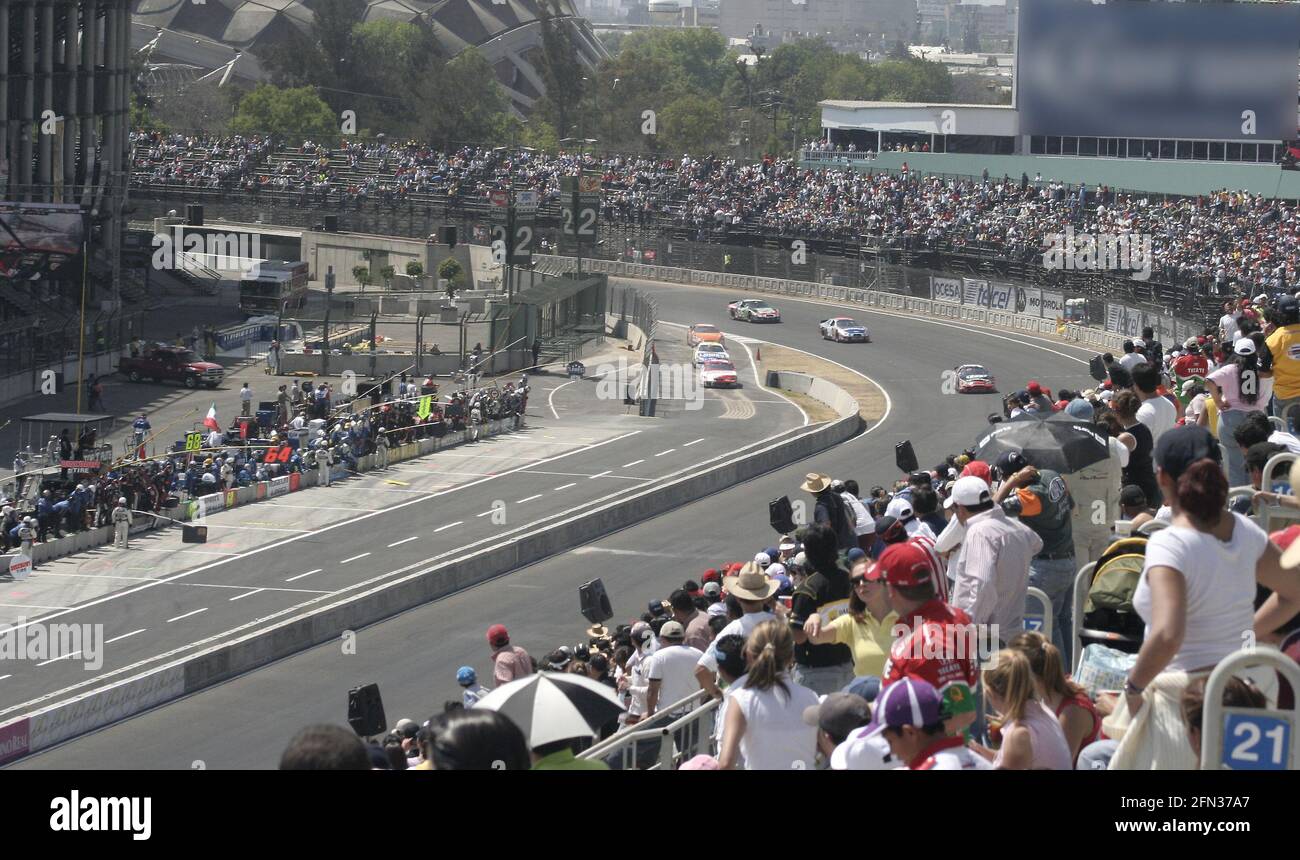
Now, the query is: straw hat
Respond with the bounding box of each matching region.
[722,561,780,601]
[800,472,832,494]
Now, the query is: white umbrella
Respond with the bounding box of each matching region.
[475,672,624,749]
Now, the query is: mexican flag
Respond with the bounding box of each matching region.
[203,403,220,431]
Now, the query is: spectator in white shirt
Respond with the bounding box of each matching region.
[695,563,779,698]
[949,476,1043,642]
[718,620,820,770]
[1132,362,1178,447]
[645,621,704,717]
[1117,340,1146,373]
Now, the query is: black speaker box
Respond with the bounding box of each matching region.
[769,495,796,534]
[182,525,207,543]
[347,683,387,738]
[186,204,204,227]
[895,440,918,475]
[323,214,339,232]
[579,578,613,624]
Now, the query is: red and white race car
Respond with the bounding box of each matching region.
[699,359,740,389]
[728,299,781,322]
[955,364,997,393]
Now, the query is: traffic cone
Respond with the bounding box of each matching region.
[756,347,761,361]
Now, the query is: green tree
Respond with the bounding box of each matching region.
[439,258,465,295]
[405,261,424,277]
[534,1,588,140]
[661,95,725,154]
[415,49,514,149]
[262,0,367,110]
[231,85,336,138]
[350,19,439,131]
[352,265,372,292]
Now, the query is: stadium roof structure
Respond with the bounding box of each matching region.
[130,0,606,115]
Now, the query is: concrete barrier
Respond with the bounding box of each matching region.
[0,367,862,759]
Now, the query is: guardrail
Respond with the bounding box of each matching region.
[533,254,1130,354]
[579,690,720,769]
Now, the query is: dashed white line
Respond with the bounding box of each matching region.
[340,552,371,565]
[0,675,10,682]
[37,650,81,667]
[387,536,420,548]
[553,483,577,491]
[433,521,463,533]
[622,459,644,468]
[589,470,611,479]
[229,588,265,602]
[104,629,147,645]
[285,569,322,582]
[475,509,496,517]
[517,494,543,504]
[683,438,705,447]
[166,608,208,624]
[655,448,676,457]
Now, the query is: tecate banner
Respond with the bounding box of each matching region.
[931,277,962,303]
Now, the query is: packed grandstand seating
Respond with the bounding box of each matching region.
[130,131,1299,305]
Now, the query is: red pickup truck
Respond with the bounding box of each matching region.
[119,347,225,389]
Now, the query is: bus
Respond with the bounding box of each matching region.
[238,260,309,315]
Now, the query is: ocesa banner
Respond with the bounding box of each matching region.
[931,277,962,303]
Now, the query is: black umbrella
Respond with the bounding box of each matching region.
[974,413,1109,474]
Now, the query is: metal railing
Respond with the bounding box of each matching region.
[579,690,720,769]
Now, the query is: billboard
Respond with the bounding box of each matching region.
[0,202,83,255]
[1017,0,1300,140]
[932,276,962,303]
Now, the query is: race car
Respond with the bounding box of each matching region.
[687,323,725,347]
[699,359,740,389]
[736,299,781,322]
[729,299,781,322]
[693,342,730,366]
[955,364,997,393]
[819,317,870,342]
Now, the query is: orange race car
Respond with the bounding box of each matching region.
[687,323,725,347]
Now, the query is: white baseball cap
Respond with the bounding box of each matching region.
[884,496,913,520]
[1234,337,1256,356]
[830,728,898,771]
[944,475,993,509]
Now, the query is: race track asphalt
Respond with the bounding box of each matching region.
[11,280,1100,769]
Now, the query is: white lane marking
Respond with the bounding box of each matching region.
[387,536,419,548]
[475,509,495,517]
[30,572,157,581]
[1,423,828,719]
[622,459,644,467]
[0,431,647,642]
[547,363,625,419]
[433,521,463,533]
[0,602,71,610]
[285,569,322,582]
[731,336,807,426]
[104,629,147,645]
[196,524,310,532]
[340,552,371,564]
[0,675,10,681]
[125,548,238,556]
[229,589,265,602]
[265,504,383,512]
[517,494,543,504]
[166,608,208,624]
[571,547,686,558]
[655,449,676,457]
[553,483,577,491]
[37,650,82,667]
[589,470,611,479]
[683,438,705,447]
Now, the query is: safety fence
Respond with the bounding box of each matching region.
[579,690,720,769]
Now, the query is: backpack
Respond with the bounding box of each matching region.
[1082,536,1147,643]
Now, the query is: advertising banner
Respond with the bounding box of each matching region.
[962,278,989,306]
[988,282,1012,311]
[931,277,962,303]
[1041,291,1065,319]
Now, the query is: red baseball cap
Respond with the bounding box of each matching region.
[701,568,721,584]
[959,460,992,487]
[486,624,509,647]
[877,543,931,588]
[1027,380,1041,395]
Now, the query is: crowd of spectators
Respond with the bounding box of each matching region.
[130,130,1300,299]
[280,291,1300,770]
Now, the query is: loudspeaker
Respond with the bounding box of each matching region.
[579,578,613,624]
[895,440,918,475]
[769,495,796,534]
[182,525,207,543]
[441,225,458,248]
[347,683,387,738]
[323,214,339,232]
[186,204,204,227]
[1089,354,1107,382]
